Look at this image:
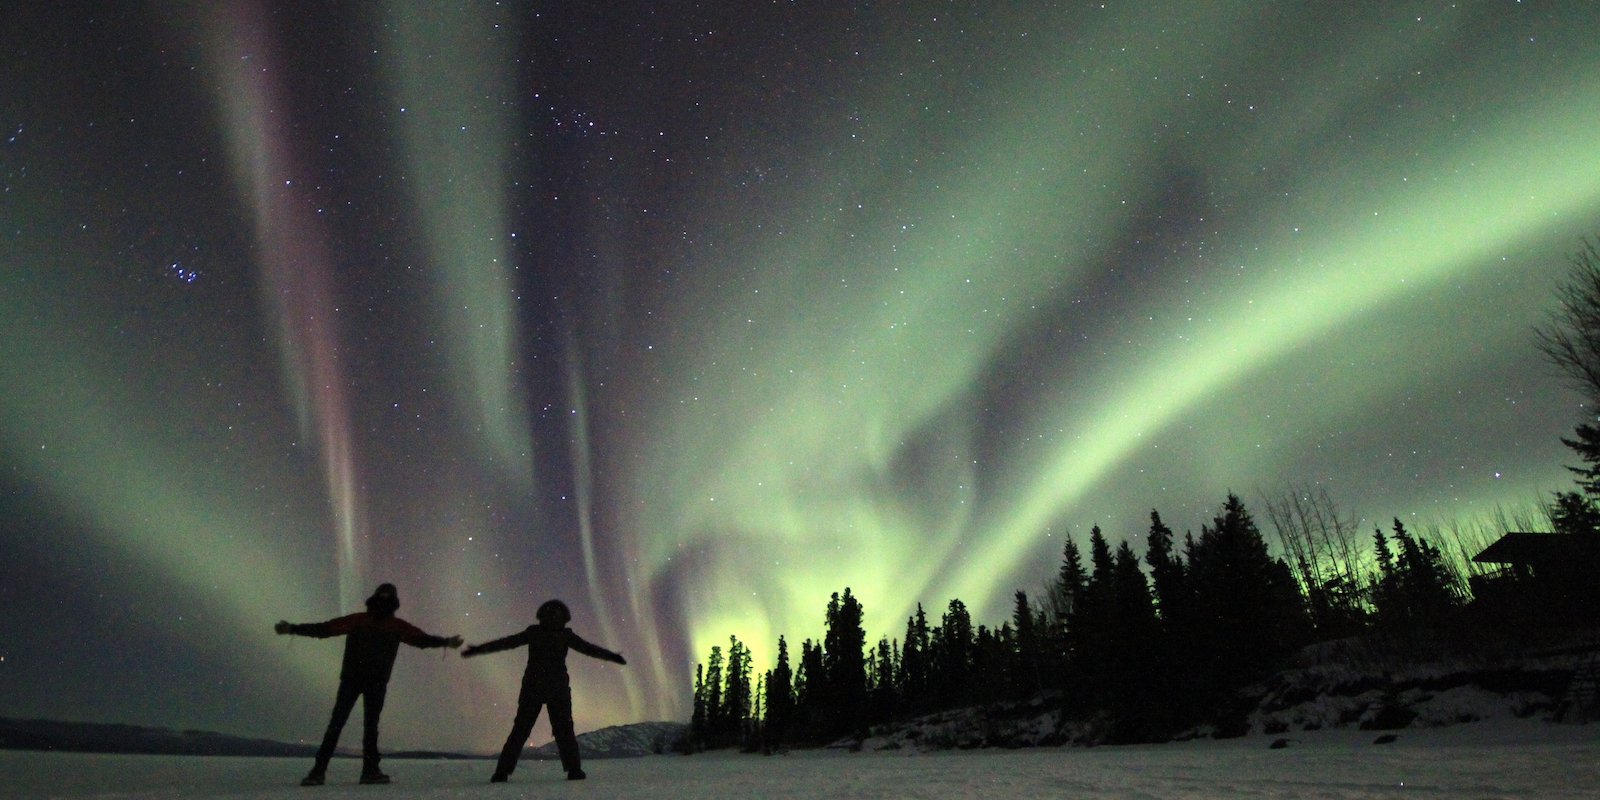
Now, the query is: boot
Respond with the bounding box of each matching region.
[489,772,509,783]
[359,759,390,785]
[300,759,328,786]
[566,769,586,781]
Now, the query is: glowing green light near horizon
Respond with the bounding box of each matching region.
[623,4,1600,676]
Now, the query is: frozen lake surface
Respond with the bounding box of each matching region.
[4,720,1598,799]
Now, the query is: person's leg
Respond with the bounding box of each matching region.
[549,687,582,778]
[309,680,361,780]
[360,681,389,780]
[493,689,544,780]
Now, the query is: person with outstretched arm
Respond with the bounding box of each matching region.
[462,599,626,782]
[274,583,462,786]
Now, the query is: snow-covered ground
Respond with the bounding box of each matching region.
[4,719,1599,799]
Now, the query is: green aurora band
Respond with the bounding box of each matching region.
[385,0,534,490]
[619,3,1600,683]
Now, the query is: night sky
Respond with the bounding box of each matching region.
[2,1,1599,753]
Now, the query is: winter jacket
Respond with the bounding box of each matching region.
[463,625,624,691]
[289,612,452,683]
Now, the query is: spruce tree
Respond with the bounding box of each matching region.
[759,667,775,748]
[1054,534,1092,711]
[823,589,869,735]
[1552,490,1600,535]
[1370,527,1400,624]
[870,637,896,692]
[1144,510,1187,618]
[723,636,753,746]
[935,599,974,709]
[1071,527,1116,712]
[898,604,930,713]
[1042,534,1166,737]
[1381,519,1463,626]
[704,645,724,746]
[1143,511,1195,731]
[1182,495,1308,714]
[970,624,1007,705]
[765,636,795,744]
[1072,527,1120,702]
[866,646,878,692]
[1108,539,1162,740]
[1373,526,1395,573]
[1561,423,1600,495]
[751,673,765,752]
[1011,591,1042,698]
[869,636,898,720]
[1046,536,1087,694]
[796,638,824,738]
[1088,526,1115,588]
[1054,535,1089,623]
[691,663,707,751]
[1112,541,1157,631]
[886,638,902,694]
[1032,604,1061,691]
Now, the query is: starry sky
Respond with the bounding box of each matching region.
[3,1,1599,753]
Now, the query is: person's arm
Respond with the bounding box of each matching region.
[395,618,463,649]
[461,629,530,658]
[567,631,627,665]
[274,614,359,638]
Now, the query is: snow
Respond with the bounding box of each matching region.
[4,719,1599,799]
[1243,654,1575,737]
[850,704,1068,752]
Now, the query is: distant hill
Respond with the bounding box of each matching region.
[525,721,686,759]
[0,718,320,757]
[0,718,490,759]
[382,750,492,760]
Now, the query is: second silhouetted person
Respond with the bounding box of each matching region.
[462,599,626,782]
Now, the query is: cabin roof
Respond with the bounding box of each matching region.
[1472,531,1600,564]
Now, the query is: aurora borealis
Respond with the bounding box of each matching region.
[3,1,1600,753]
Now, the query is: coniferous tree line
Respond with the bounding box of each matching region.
[678,235,1600,750]
[689,492,1473,750]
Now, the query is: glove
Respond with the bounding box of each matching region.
[445,635,464,649]
[461,644,482,658]
[275,620,292,635]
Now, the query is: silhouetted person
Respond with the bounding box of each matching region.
[275,583,461,785]
[462,599,626,782]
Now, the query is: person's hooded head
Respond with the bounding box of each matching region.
[366,583,400,619]
[536,599,571,630]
